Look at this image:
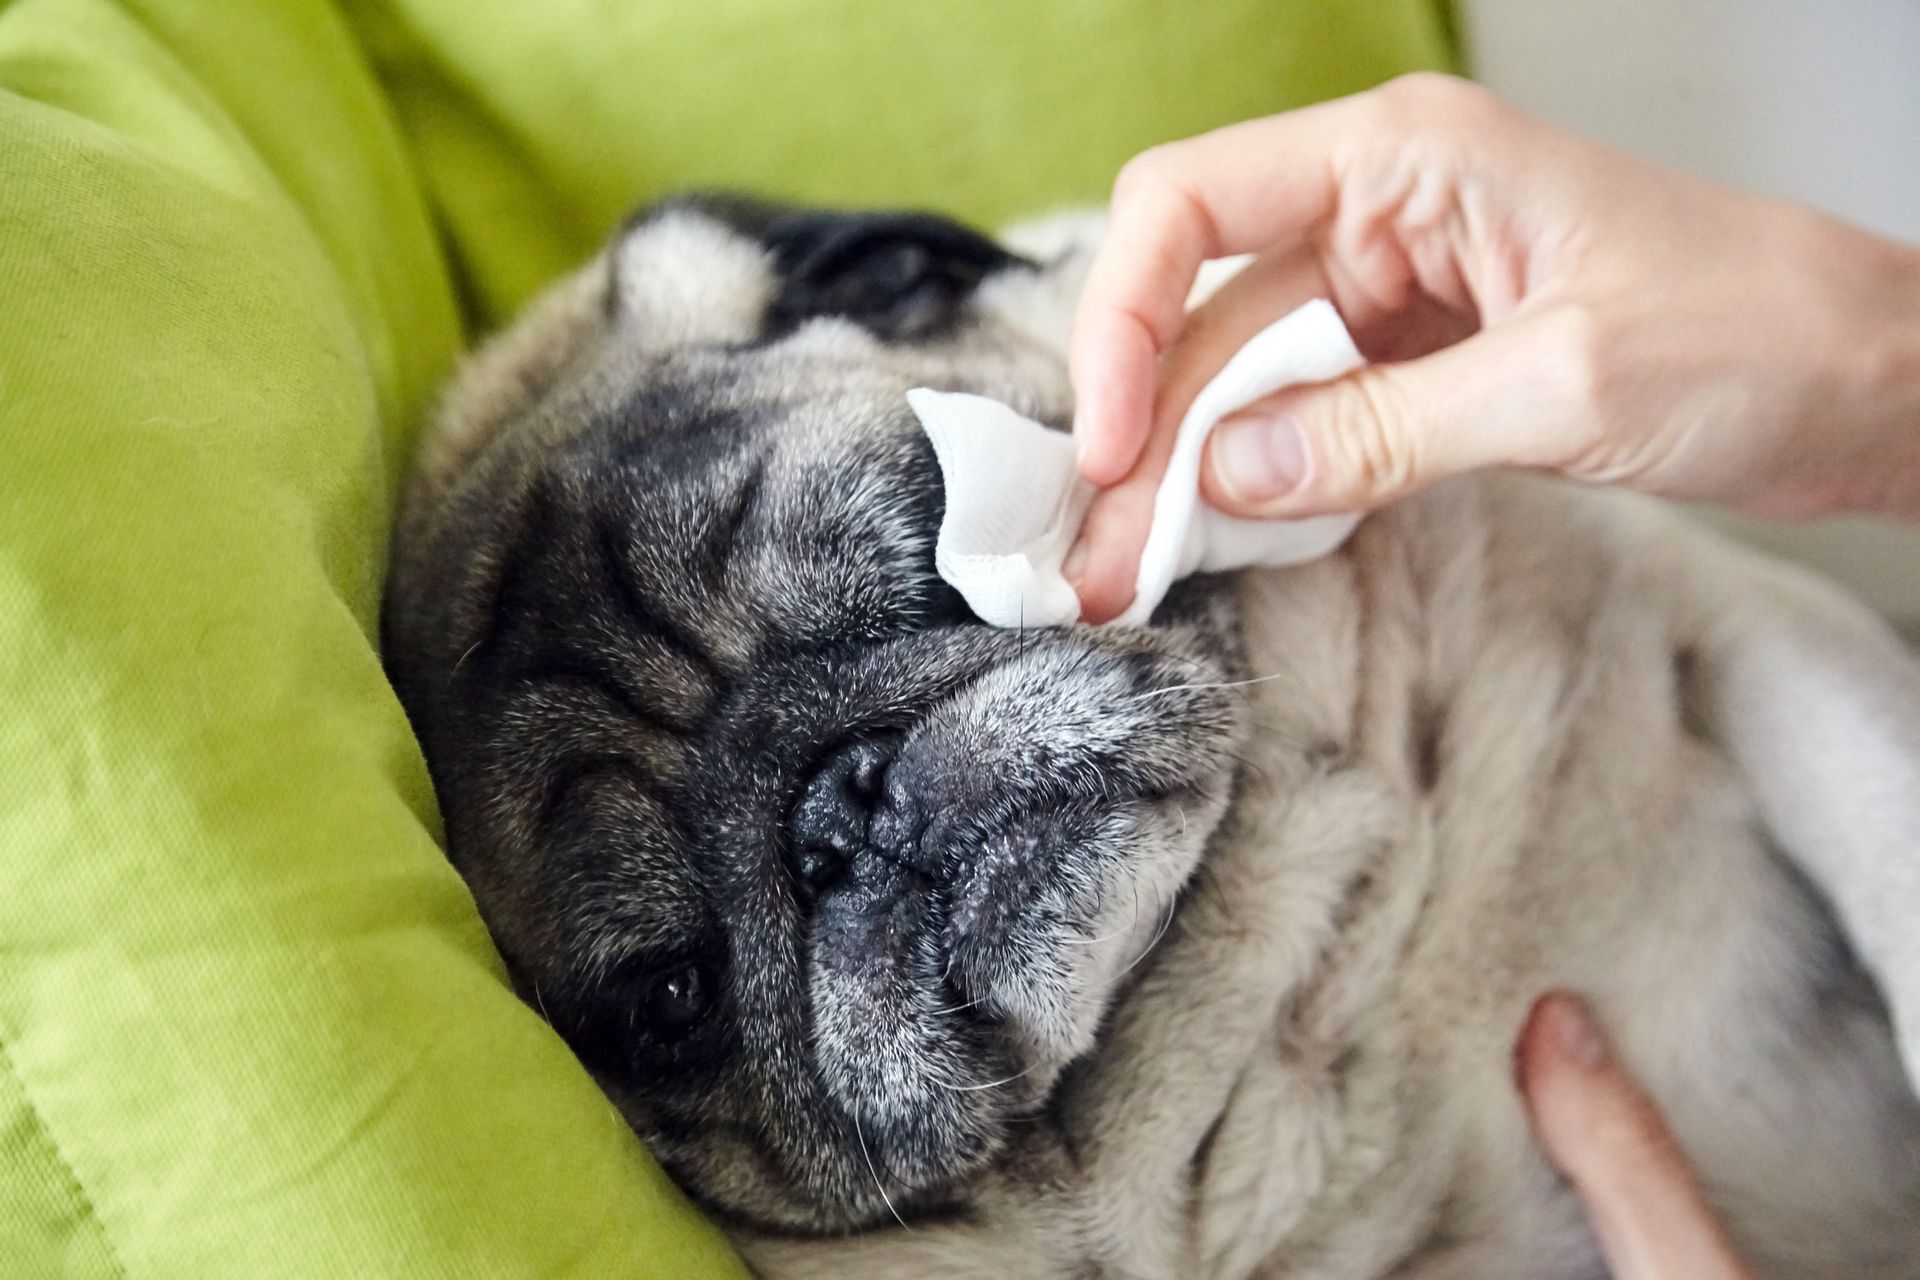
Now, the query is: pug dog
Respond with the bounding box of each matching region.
[382,195,1920,1279]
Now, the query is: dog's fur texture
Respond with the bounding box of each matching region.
[383,198,1920,1278]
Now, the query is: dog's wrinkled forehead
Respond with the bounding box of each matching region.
[383,197,1090,843]
[402,200,1090,654]
[572,203,1045,663]
[402,196,1087,524]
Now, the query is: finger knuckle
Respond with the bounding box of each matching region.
[1534,304,1623,474]
[1318,374,1419,502]
[1109,145,1222,271]
[1112,145,1179,206]
[1549,303,1606,395]
[1372,72,1502,134]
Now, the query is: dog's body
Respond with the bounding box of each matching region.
[384,200,1920,1278]
[753,474,1920,1280]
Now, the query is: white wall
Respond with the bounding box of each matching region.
[1460,0,1920,623]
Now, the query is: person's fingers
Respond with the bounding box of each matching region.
[1064,249,1340,622]
[1069,73,1505,487]
[1068,342,1203,623]
[1069,263,1557,618]
[1070,289,1165,489]
[1198,308,1595,518]
[1064,467,1158,625]
[1068,95,1373,486]
[1162,248,1342,453]
[1516,993,1753,1280]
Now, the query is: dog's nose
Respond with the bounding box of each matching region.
[787,740,893,894]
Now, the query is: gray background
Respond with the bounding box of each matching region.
[1461,0,1920,626]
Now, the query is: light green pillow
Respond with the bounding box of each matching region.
[0,1,738,1275]
[351,0,1455,326]
[0,1,1450,1275]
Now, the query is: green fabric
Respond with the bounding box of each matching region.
[0,1,738,1275]
[347,0,1457,327]
[0,1,1449,1276]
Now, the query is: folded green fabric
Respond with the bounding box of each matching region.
[0,1,740,1274]
[0,1,1448,1275]
[348,0,1455,327]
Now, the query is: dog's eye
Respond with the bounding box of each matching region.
[644,961,714,1032]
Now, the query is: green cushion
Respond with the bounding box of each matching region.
[0,1,1450,1275]
[350,0,1455,326]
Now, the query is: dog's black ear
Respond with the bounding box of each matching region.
[759,209,1031,341]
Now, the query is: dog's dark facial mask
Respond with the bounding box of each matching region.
[384,199,1249,1232]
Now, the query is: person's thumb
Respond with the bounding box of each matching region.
[1201,315,1577,518]
[1516,992,1753,1280]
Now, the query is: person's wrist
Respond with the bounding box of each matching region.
[1882,237,1920,401]
[1758,213,1920,521]
[1849,235,1920,520]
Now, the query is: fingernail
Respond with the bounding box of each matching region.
[1062,536,1090,589]
[1213,412,1307,502]
[1543,994,1607,1070]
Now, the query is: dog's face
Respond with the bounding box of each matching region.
[384,199,1249,1232]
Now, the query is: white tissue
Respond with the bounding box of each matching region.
[910,298,1364,628]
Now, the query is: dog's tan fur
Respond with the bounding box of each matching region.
[737,467,1920,1278]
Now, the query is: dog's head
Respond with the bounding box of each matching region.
[383,198,1249,1232]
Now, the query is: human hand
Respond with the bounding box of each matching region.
[1066,74,1920,622]
[1515,992,1754,1280]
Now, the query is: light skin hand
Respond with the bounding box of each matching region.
[1515,992,1754,1280]
[1067,73,1920,623]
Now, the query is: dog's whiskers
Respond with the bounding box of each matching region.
[1114,893,1180,981]
[853,1110,912,1232]
[1126,671,1288,702]
[922,992,991,1018]
[1060,917,1134,948]
[451,638,483,675]
[936,1061,1040,1093]
[1224,745,1276,787]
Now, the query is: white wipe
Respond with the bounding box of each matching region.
[910,298,1364,628]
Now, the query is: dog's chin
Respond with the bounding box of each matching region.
[641,881,1120,1234]
[772,830,1188,1231]
[797,885,1060,1221]
[684,986,1021,1234]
